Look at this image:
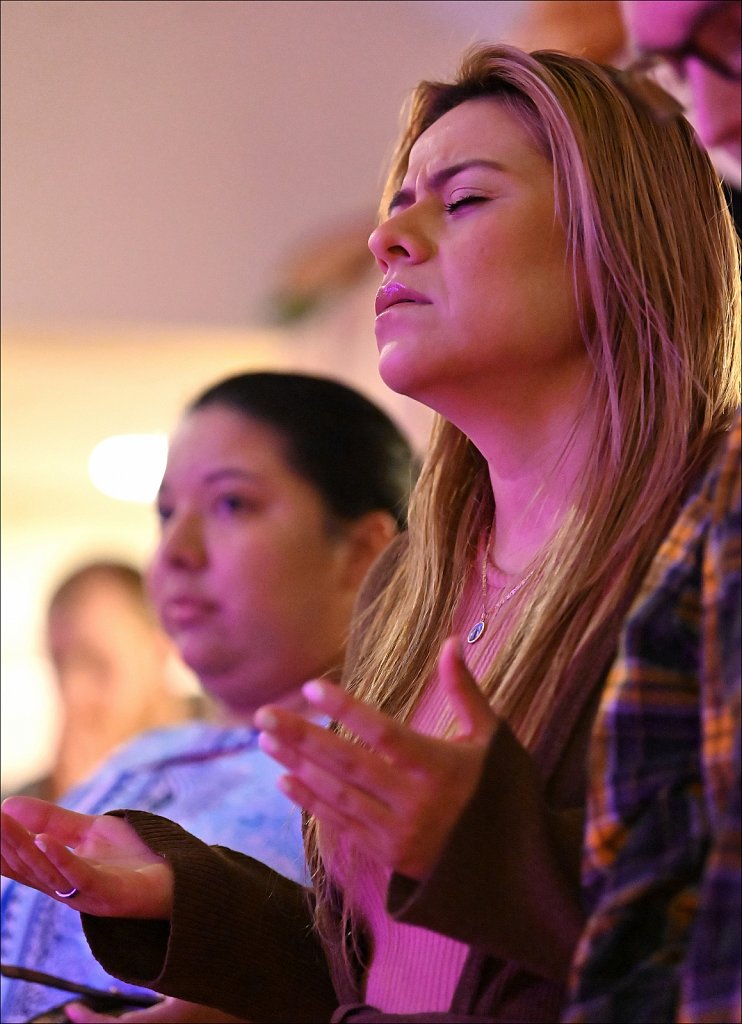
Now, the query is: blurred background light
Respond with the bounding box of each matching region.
[88,433,168,503]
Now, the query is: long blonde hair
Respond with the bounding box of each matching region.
[307,44,740,962]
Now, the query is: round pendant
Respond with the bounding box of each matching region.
[467,619,485,644]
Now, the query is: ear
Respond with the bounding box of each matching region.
[341,511,398,590]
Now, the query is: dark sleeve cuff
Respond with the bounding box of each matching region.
[83,809,337,1023]
[386,722,584,980]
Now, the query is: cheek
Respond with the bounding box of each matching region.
[220,543,297,611]
[216,521,339,617]
[264,537,343,610]
[450,237,529,318]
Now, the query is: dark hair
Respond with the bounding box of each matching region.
[188,372,417,529]
[48,560,153,619]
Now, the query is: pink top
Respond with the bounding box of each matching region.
[358,555,517,1013]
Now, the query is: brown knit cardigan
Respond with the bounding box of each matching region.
[82,535,629,1023]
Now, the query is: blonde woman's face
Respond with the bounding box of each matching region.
[369,98,586,425]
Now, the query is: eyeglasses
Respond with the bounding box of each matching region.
[615,0,742,123]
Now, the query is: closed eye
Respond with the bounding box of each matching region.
[444,195,490,214]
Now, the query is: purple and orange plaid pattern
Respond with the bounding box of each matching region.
[565,409,741,1024]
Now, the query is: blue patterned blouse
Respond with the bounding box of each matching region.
[1,721,307,1022]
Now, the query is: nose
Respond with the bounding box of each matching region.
[156,512,207,571]
[368,207,435,274]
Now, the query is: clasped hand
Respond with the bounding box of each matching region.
[255,636,500,880]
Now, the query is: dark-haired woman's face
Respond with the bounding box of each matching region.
[147,406,359,715]
[368,98,586,430]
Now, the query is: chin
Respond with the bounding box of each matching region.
[378,341,430,400]
[379,347,461,427]
[178,645,221,680]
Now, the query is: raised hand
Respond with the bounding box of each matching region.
[0,797,173,919]
[255,637,499,880]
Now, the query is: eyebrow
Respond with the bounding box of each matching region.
[388,159,508,214]
[202,468,262,485]
[157,468,262,498]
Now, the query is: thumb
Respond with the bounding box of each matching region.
[438,636,498,742]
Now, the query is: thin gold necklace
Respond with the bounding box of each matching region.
[466,531,536,644]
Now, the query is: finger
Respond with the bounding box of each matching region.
[276,770,390,850]
[254,707,332,747]
[32,831,93,898]
[255,712,405,790]
[1,832,33,883]
[0,811,74,894]
[2,796,96,849]
[4,814,95,904]
[297,680,433,768]
[438,636,498,741]
[257,710,403,802]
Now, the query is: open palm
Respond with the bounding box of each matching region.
[1,796,173,919]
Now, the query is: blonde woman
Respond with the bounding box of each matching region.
[2,44,739,1024]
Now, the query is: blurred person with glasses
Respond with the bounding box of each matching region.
[621,0,741,188]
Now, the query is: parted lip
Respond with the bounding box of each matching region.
[375,281,432,316]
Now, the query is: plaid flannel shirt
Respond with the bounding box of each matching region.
[564,409,741,1024]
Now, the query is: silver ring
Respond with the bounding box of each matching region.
[54,886,80,899]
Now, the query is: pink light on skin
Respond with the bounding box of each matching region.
[367,100,587,454]
[375,281,433,317]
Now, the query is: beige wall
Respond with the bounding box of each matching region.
[3,0,563,790]
[1,0,525,326]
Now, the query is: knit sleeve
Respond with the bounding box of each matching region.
[385,720,585,982]
[81,809,338,1023]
